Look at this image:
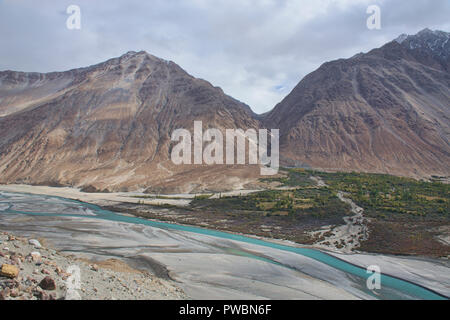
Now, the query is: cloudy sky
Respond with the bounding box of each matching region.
[0,0,449,113]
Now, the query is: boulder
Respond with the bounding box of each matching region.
[39,276,56,290]
[0,264,19,278]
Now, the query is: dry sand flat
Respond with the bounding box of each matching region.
[0,184,292,208]
[0,184,193,207]
[0,184,268,207]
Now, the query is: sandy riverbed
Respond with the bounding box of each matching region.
[0,184,267,207]
[0,186,449,299]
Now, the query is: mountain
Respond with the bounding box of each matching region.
[0,29,449,192]
[263,29,450,178]
[0,51,260,192]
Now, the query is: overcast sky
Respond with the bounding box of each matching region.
[0,0,449,114]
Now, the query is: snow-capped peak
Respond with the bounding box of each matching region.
[395,28,450,58]
[394,34,408,44]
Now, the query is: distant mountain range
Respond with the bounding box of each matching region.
[0,29,448,192]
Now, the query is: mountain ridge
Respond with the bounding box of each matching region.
[0,50,261,192]
[0,29,448,192]
[263,29,449,178]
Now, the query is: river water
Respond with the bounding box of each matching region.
[0,191,448,300]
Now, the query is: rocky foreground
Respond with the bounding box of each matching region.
[0,232,187,300]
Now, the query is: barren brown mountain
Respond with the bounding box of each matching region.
[0,51,260,192]
[264,29,449,178]
[0,29,449,192]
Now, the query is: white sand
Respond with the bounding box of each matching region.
[0,184,192,207]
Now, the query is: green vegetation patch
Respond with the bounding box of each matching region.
[190,187,350,221]
[315,171,449,222]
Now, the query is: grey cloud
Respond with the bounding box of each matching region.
[0,0,448,113]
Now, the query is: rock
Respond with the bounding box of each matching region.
[90,264,99,272]
[2,279,19,289]
[36,291,56,300]
[27,251,42,265]
[55,266,63,275]
[9,289,20,298]
[30,251,41,260]
[28,239,42,249]
[34,290,48,300]
[24,277,34,286]
[39,276,56,291]
[41,268,51,275]
[0,264,19,278]
[0,288,10,300]
[10,255,22,266]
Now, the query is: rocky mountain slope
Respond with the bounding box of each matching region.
[0,51,260,192]
[0,29,448,192]
[264,28,449,178]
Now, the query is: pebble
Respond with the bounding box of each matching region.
[55,266,63,275]
[11,255,22,266]
[28,239,42,249]
[0,288,10,300]
[90,264,99,272]
[39,276,56,291]
[29,251,41,262]
[41,268,51,275]
[9,289,20,298]
[1,231,186,300]
[0,264,19,278]
[34,290,54,300]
